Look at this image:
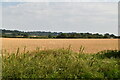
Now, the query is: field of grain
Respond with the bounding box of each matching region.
[1,38,119,54]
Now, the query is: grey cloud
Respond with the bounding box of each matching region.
[2,2,118,35]
[2,0,119,2]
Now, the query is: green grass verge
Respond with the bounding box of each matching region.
[2,48,120,79]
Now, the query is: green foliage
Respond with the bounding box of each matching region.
[1,29,119,39]
[48,35,52,38]
[96,50,120,59]
[2,47,120,79]
[56,33,118,39]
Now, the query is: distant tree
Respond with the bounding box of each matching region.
[48,35,52,38]
[104,33,110,38]
[56,33,68,38]
[1,29,119,39]
[110,34,115,38]
[23,33,29,38]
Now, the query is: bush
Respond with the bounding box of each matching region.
[2,48,120,79]
[96,50,120,59]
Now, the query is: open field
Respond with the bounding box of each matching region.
[2,38,119,54]
[2,38,120,78]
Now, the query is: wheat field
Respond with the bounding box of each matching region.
[1,38,119,54]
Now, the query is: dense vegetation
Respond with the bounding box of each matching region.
[1,29,119,39]
[2,47,120,79]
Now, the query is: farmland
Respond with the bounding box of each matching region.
[1,38,120,79]
[2,38,119,54]
[2,2,120,79]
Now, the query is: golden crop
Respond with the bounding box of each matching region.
[2,38,119,54]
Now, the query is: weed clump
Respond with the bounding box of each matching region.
[2,47,120,79]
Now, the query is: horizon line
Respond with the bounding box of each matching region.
[1,28,118,36]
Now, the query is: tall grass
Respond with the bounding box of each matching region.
[2,46,120,79]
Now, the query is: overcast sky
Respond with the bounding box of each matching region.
[1,0,119,2]
[1,2,118,35]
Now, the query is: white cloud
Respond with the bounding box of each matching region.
[1,0,119,2]
[2,2,118,35]
[0,3,2,28]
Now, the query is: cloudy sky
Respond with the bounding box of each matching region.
[1,1,118,35]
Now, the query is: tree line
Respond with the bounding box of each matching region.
[0,29,119,39]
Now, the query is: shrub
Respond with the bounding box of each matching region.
[96,50,120,59]
[2,48,120,79]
